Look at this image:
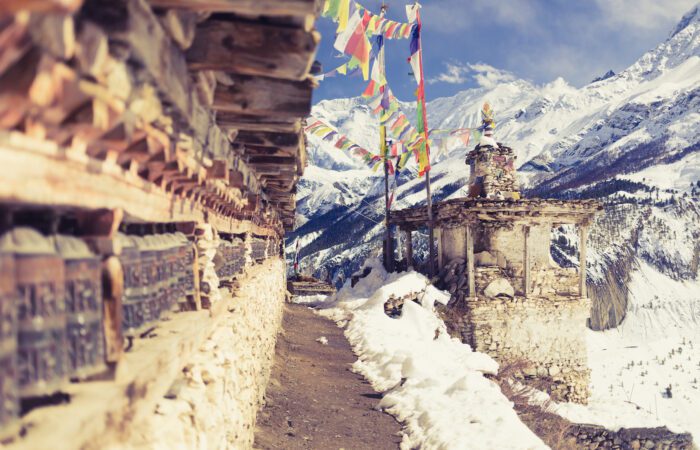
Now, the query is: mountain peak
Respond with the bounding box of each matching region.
[670,3,700,38]
[591,70,616,84]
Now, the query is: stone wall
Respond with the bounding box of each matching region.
[104,258,287,450]
[463,294,590,403]
[437,260,590,404]
[567,424,693,450]
[467,144,519,199]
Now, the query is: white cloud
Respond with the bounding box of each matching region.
[429,62,517,88]
[595,0,698,29]
[469,63,517,88]
[429,62,469,84]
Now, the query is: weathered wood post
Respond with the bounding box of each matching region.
[436,227,443,270]
[523,225,530,298]
[404,229,413,269]
[465,223,475,297]
[579,223,588,298]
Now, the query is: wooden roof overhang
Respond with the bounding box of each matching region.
[0,0,320,233]
[389,198,603,231]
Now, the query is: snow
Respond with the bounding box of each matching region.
[315,260,548,450]
[586,261,700,441]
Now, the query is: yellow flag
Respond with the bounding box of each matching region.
[337,64,348,75]
[337,0,350,32]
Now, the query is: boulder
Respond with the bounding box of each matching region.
[484,278,515,298]
[475,251,497,266]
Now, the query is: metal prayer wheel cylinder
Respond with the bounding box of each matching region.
[180,238,196,299]
[138,236,160,325]
[0,252,19,434]
[232,238,245,275]
[0,228,68,398]
[251,237,266,263]
[173,233,191,305]
[162,234,180,312]
[117,233,144,335]
[53,236,105,380]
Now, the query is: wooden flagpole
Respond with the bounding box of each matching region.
[415,4,435,277]
[380,2,394,272]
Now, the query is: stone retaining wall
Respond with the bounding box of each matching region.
[567,424,693,449]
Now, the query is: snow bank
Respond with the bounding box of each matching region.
[317,260,548,450]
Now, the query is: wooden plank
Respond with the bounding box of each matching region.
[212,74,314,118]
[523,225,530,298]
[146,0,318,17]
[236,130,300,148]
[466,224,475,297]
[186,19,319,80]
[579,224,588,298]
[158,8,198,50]
[0,0,83,14]
[82,0,193,123]
[216,113,301,133]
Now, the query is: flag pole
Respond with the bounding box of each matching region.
[414,4,435,278]
[380,2,394,272]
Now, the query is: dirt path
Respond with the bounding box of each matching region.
[253,303,402,450]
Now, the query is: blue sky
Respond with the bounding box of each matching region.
[312,0,698,103]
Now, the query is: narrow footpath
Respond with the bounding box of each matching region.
[253,303,402,450]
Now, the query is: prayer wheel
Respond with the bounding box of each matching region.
[0,251,18,435]
[117,233,144,335]
[1,228,68,397]
[178,235,196,301]
[232,238,246,275]
[251,237,266,263]
[53,236,105,380]
[136,235,159,326]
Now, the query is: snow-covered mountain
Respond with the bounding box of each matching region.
[291,4,700,330]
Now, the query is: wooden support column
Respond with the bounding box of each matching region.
[404,229,413,269]
[465,223,475,298]
[436,227,443,271]
[579,223,588,298]
[523,225,530,299]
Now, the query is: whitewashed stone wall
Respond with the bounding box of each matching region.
[105,258,286,450]
[459,290,591,404]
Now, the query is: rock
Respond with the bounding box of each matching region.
[549,365,561,376]
[475,251,497,266]
[631,440,641,450]
[484,278,514,298]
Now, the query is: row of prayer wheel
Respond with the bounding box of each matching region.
[116,232,196,335]
[0,227,197,434]
[216,237,247,281]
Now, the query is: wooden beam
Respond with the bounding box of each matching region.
[236,130,300,148]
[0,0,83,14]
[158,8,198,50]
[523,225,530,298]
[247,155,296,165]
[579,224,588,298]
[216,113,301,133]
[146,0,318,17]
[212,74,314,118]
[186,19,319,80]
[404,230,413,269]
[465,224,475,297]
[436,227,443,271]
